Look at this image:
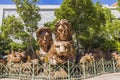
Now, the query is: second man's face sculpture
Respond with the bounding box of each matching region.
[36,27,53,53]
[55,19,73,41]
[38,31,50,47]
[57,25,68,41]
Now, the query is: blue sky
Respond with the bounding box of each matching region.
[0,0,62,5]
[92,0,117,5]
[0,0,117,5]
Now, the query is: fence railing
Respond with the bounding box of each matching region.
[0,58,120,80]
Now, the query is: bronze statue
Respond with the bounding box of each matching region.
[112,51,120,67]
[47,19,75,65]
[7,50,23,63]
[55,19,73,41]
[47,41,75,65]
[36,27,53,62]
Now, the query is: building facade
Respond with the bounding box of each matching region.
[0,3,120,26]
[0,5,60,26]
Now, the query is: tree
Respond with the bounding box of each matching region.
[13,0,41,35]
[100,8,116,41]
[0,34,12,53]
[113,0,120,51]
[0,15,29,51]
[1,16,24,39]
[97,7,120,51]
[54,0,106,49]
[118,0,120,10]
[13,0,41,52]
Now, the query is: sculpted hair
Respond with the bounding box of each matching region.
[55,19,73,41]
[36,27,53,41]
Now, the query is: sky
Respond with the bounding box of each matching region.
[0,0,118,5]
[0,0,63,5]
[92,0,117,5]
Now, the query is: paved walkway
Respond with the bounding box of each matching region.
[0,79,17,80]
[86,73,120,80]
[1,73,120,80]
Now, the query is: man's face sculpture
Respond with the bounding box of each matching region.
[38,31,50,47]
[36,27,52,50]
[57,25,68,41]
[55,19,72,41]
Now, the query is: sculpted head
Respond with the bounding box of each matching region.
[7,50,22,63]
[84,53,94,62]
[112,51,119,59]
[36,27,53,52]
[55,19,73,41]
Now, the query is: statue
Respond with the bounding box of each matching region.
[7,50,23,63]
[47,19,75,65]
[47,41,75,65]
[36,27,53,62]
[55,19,73,41]
[112,51,120,67]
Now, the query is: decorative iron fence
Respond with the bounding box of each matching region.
[0,58,120,80]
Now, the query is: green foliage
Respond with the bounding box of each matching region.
[118,0,120,11]
[99,8,115,40]
[49,0,120,52]
[1,16,24,39]
[55,0,105,33]
[101,40,116,52]
[12,0,41,51]
[10,42,26,51]
[13,0,41,33]
[112,21,120,51]
[0,0,41,52]
[112,20,120,38]
[100,8,119,40]
[0,34,12,53]
[0,15,29,51]
[44,19,58,32]
[115,41,120,52]
[52,0,106,50]
[98,8,120,51]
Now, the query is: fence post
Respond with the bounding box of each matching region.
[67,60,70,80]
[102,58,105,73]
[83,60,86,79]
[19,61,22,80]
[32,61,35,80]
[93,59,96,76]
[9,61,12,78]
[48,63,51,80]
[112,58,116,73]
